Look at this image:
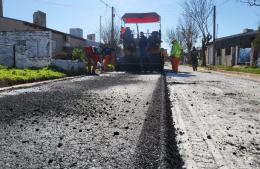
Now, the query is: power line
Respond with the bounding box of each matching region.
[114,9,122,20]
[98,0,112,8]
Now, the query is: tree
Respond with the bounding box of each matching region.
[165,27,184,47]
[179,15,199,53]
[240,0,260,6]
[101,21,120,47]
[72,48,85,62]
[165,18,199,64]
[183,0,214,66]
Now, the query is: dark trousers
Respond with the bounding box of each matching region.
[192,61,198,71]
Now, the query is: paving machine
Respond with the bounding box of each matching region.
[115,12,164,72]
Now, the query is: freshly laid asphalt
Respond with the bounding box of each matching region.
[0,73,182,169]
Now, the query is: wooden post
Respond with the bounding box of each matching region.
[111,6,114,46]
[100,16,102,44]
[213,6,216,66]
[0,0,3,17]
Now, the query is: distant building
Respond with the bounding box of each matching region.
[85,39,100,47]
[33,11,46,27]
[87,34,96,41]
[0,16,86,56]
[70,28,83,38]
[0,0,3,17]
[0,12,90,68]
[206,29,260,66]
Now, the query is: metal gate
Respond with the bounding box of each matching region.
[0,43,15,67]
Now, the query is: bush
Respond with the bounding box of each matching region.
[72,48,85,62]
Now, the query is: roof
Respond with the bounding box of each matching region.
[208,30,258,49]
[122,12,160,23]
[216,30,258,42]
[0,16,86,41]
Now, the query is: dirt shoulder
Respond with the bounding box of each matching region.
[166,66,260,169]
[198,66,260,82]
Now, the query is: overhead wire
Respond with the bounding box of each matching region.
[98,0,123,23]
[207,0,232,31]
[98,0,112,8]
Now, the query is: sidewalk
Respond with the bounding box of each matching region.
[198,66,260,82]
[0,76,84,92]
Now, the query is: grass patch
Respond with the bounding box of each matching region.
[206,65,260,74]
[0,66,66,86]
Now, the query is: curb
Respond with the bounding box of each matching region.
[0,75,85,92]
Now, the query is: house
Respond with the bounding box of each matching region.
[206,29,260,66]
[0,10,100,68]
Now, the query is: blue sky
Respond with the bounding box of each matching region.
[2,0,260,49]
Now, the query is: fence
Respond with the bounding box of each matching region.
[0,43,15,67]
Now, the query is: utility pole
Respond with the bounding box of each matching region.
[0,0,3,17]
[100,16,102,44]
[111,6,114,46]
[213,5,216,65]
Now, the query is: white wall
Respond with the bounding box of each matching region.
[0,31,52,68]
[0,43,14,67]
[51,59,86,72]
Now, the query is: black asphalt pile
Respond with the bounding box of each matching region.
[0,73,183,169]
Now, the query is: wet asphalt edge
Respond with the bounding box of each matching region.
[159,74,184,169]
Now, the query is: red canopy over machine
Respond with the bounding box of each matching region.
[122,12,160,23]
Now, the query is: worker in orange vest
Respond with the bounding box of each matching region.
[84,46,100,75]
[170,38,181,72]
[102,46,115,72]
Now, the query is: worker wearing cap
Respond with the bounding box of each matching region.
[139,32,148,65]
[84,46,100,75]
[102,46,115,72]
[170,38,181,72]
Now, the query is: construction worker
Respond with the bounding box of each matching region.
[84,46,100,75]
[102,46,115,72]
[170,38,181,72]
[190,47,198,71]
[139,32,148,65]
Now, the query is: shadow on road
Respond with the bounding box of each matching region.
[164,69,196,78]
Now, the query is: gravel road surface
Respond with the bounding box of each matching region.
[0,73,182,169]
[167,66,260,169]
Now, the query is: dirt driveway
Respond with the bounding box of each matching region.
[166,66,260,169]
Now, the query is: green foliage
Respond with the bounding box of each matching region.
[72,48,85,62]
[207,65,260,74]
[107,64,115,71]
[0,66,65,85]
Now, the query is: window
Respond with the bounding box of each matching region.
[217,49,221,56]
[16,40,27,55]
[64,35,70,42]
[225,47,231,55]
[16,40,26,47]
